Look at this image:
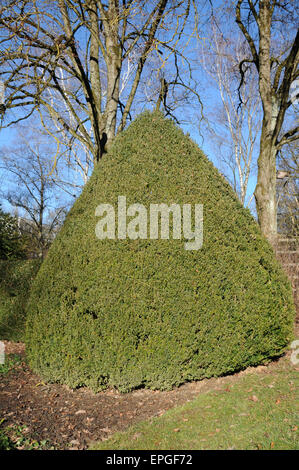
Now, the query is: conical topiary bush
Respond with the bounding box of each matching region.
[25,111,295,392]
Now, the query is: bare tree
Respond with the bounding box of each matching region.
[235,0,299,244]
[200,23,261,207]
[0,0,201,167]
[0,127,70,257]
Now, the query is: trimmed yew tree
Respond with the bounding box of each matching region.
[25,112,295,392]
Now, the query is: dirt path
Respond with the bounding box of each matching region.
[0,338,297,450]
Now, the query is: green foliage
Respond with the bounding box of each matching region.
[0,259,41,341]
[0,206,27,260]
[25,111,295,392]
[0,354,22,375]
[0,423,16,450]
[0,420,53,450]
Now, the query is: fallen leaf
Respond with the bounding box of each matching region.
[250,395,258,402]
[69,439,80,446]
[99,427,111,433]
[173,428,180,432]
[35,382,46,387]
[75,409,86,415]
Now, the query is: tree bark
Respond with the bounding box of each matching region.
[254,128,277,244]
[236,0,299,245]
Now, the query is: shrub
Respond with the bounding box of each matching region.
[0,206,27,260]
[25,112,295,392]
[0,259,41,341]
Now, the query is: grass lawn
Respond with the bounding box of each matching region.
[91,357,299,451]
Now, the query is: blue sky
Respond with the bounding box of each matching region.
[0,1,261,217]
[0,86,259,218]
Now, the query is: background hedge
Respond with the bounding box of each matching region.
[0,259,41,341]
[25,111,295,392]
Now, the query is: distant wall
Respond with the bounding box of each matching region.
[275,238,299,324]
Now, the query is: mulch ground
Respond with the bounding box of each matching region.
[0,332,298,450]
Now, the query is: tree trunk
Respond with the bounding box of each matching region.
[104,41,121,145]
[254,125,277,245]
[102,5,122,152]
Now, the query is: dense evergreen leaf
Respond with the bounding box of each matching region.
[25,112,295,392]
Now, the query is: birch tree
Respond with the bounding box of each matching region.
[236,0,299,243]
[200,25,261,207]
